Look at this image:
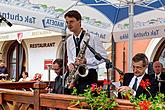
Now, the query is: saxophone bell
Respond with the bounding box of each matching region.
[66,63,88,89]
[76,64,88,77]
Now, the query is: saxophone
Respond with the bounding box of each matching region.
[66,32,90,89]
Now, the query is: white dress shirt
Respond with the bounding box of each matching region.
[155,73,161,80]
[129,74,145,96]
[67,30,107,70]
[155,73,161,92]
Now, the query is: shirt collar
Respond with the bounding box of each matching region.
[155,72,161,79]
[59,71,67,79]
[73,30,83,38]
[133,73,145,81]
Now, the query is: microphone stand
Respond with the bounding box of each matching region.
[104,59,112,98]
[61,35,67,94]
[85,45,112,97]
[47,64,52,93]
[96,56,112,98]
[0,15,12,27]
[84,41,124,98]
[96,55,124,98]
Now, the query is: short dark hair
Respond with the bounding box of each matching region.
[23,71,28,77]
[64,10,82,21]
[53,58,66,68]
[132,53,148,67]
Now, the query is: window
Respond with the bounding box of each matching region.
[7,41,25,81]
[154,39,165,72]
[158,49,165,68]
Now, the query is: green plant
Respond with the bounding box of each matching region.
[71,83,118,110]
[129,79,165,110]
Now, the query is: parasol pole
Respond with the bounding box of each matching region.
[128,0,134,72]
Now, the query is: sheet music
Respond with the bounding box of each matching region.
[112,82,121,88]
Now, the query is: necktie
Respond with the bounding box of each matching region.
[155,76,158,81]
[75,37,80,56]
[76,38,79,44]
[132,77,138,91]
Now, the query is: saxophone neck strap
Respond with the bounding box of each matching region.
[73,30,86,56]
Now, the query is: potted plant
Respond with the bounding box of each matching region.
[127,79,165,110]
[70,83,118,110]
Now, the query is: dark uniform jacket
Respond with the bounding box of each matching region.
[150,72,165,94]
[122,73,158,98]
[52,72,69,94]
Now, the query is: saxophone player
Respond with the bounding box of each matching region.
[65,10,107,94]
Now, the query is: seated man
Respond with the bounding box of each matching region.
[118,53,158,98]
[51,58,70,94]
[150,61,165,94]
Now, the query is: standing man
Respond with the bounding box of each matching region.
[151,61,165,94]
[64,10,107,93]
[118,53,157,98]
[51,58,69,94]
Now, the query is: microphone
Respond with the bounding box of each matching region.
[83,41,102,61]
[113,67,124,76]
[0,15,12,27]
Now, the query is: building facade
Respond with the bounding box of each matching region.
[115,37,165,81]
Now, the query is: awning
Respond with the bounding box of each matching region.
[0,25,62,42]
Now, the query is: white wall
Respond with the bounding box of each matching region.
[25,37,111,81]
[0,42,3,60]
[25,36,61,81]
[145,38,162,61]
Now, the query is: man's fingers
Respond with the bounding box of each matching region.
[118,86,128,92]
[69,63,75,71]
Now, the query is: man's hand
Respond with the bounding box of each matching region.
[68,83,75,89]
[118,86,134,94]
[75,57,87,65]
[68,63,75,72]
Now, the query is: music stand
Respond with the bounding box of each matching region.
[158,80,165,82]
[158,80,165,92]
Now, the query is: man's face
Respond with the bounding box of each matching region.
[153,62,162,75]
[52,63,62,76]
[65,16,81,32]
[132,61,147,77]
